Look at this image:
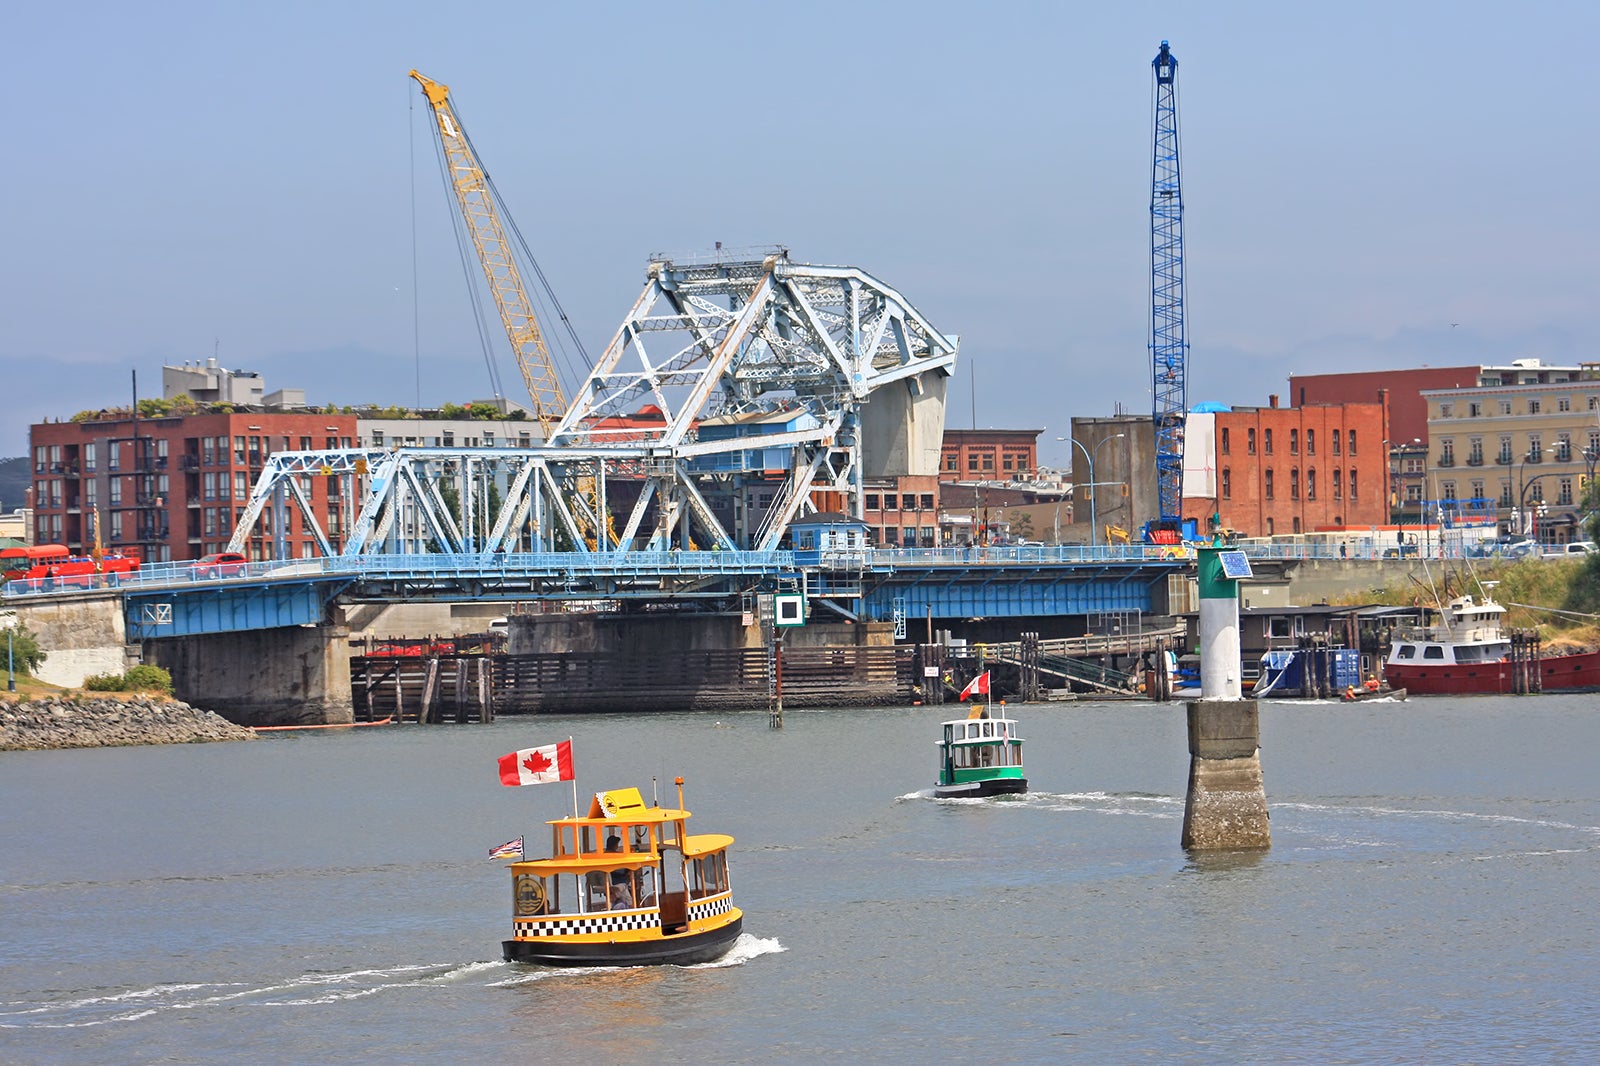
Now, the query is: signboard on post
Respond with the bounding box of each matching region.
[774,593,806,627]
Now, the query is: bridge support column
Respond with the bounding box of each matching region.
[1182,547,1269,850]
[145,622,352,727]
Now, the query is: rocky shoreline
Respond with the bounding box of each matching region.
[0,695,258,751]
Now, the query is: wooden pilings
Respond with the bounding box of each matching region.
[1509,630,1543,694]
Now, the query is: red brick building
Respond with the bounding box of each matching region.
[1183,397,1390,537]
[1288,366,1479,448]
[30,411,358,563]
[939,429,1042,482]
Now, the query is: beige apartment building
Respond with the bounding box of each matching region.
[1423,361,1600,543]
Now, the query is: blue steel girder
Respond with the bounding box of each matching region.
[125,578,350,640]
[863,560,1177,621]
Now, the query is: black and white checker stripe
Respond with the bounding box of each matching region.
[514,911,662,938]
[687,894,732,923]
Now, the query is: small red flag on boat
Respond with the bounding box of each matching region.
[959,671,991,699]
[498,740,575,786]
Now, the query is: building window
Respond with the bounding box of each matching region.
[1440,402,1454,417]
[1440,439,1454,466]
[1499,400,1511,415]
[1500,480,1514,506]
[1332,431,1341,456]
[864,494,880,511]
[1265,469,1275,500]
[1529,399,1542,414]
[1290,429,1299,455]
[1470,479,1484,500]
[1557,434,1572,462]
[1247,428,1257,455]
[1349,468,1358,500]
[1266,517,1275,536]
[1221,468,1231,500]
[1441,481,1456,501]
[1221,428,1230,455]
[883,494,898,511]
[920,494,935,509]
[1265,429,1274,455]
[1499,436,1513,463]
[1306,429,1315,456]
[1469,402,1482,417]
[1332,469,1343,499]
[1560,478,1574,505]
[1468,437,1483,465]
[1293,517,1301,534]
[1307,469,1317,500]
[1290,468,1300,499]
[1348,430,1357,455]
[1528,434,1543,461]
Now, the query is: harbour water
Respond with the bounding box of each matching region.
[3,695,1598,1063]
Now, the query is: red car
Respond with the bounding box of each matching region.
[194,552,248,579]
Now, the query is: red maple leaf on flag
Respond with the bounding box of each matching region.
[523,749,553,775]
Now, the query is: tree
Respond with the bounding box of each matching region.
[1,621,47,677]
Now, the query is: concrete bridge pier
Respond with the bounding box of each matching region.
[1182,547,1270,851]
[1181,699,1270,849]
[146,621,352,727]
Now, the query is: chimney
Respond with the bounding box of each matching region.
[1269,394,1279,409]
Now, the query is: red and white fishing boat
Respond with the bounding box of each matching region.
[1383,593,1600,695]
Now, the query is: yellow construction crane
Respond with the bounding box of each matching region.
[409,70,567,424]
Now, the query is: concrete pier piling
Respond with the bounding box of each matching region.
[1182,546,1270,851]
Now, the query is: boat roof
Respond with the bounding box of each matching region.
[547,787,687,827]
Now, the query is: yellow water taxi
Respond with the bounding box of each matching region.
[503,779,743,967]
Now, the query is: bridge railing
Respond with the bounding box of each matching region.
[1,550,805,598]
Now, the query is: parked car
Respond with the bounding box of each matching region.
[1541,541,1598,560]
[193,552,248,579]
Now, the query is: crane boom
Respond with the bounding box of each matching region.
[1147,41,1190,543]
[410,70,567,423]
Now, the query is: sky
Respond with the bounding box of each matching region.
[6,1,1600,472]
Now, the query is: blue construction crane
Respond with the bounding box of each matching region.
[1144,41,1198,545]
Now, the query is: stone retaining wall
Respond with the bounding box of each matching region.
[0,695,257,751]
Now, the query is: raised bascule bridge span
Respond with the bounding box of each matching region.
[3,255,1193,720]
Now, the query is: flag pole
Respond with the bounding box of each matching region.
[569,736,579,822]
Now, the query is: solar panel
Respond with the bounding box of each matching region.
[1218,550,1253,579]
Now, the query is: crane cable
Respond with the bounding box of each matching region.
[466,126,594,388]
[429,125,508,401]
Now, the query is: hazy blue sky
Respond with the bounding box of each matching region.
[6,1,1598,469]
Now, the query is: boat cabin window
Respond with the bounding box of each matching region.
[688,852,728,899]
[1455,646,1481,662]
[949,739,1019,770]
[1423,645,1445,660]
[1394,645,1417,660]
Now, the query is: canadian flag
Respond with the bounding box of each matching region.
[959,671,991,699]
[498,740,575,786]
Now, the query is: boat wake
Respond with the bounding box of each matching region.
[0,961,496,1029]
[1,936,790,1028]
[898,787,1181,818]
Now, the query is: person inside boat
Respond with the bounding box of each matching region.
[606,833,632,908]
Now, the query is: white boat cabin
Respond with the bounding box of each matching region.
[1387,595,1511,667]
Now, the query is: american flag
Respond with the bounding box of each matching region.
[488,837,523,861]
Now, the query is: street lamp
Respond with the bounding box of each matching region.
[1060,433,1126,548]
[2,610,15,692]
[1516,446,1554,540]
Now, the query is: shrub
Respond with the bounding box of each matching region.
[80,666,174,694]
[123,665,174,694]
